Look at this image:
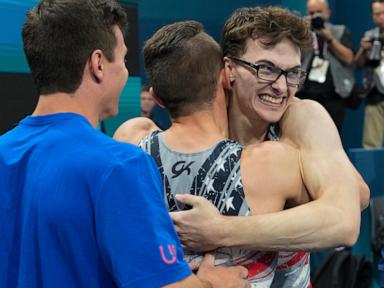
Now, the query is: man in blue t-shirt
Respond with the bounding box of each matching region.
[0,1,249,287]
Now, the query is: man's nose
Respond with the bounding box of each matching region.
[271,73,288,92]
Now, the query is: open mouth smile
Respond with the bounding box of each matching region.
[258,94,286,105]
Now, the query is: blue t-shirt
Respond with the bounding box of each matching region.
[0,113,191,288]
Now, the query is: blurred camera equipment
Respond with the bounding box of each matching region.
[311,13,325,30]
[367,38,382,67]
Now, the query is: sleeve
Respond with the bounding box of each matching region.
[340,26,354,52]
[94,151,191,288]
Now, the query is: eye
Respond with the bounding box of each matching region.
[258,64,277,75]
[288,69,301,77]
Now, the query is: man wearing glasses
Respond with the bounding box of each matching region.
[115,6,368,287]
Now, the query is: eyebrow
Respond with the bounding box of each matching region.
[253,59,301,70]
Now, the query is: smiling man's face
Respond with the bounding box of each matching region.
[230,37,301,125]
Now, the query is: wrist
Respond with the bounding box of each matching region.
[218,216,236,247]
[327,37,334,44]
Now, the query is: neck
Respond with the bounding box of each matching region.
[228,99,269,145]
[163,107,228,153]
[33,92,99,128]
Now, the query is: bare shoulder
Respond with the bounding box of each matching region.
[113,117,160,145]
[241,141,305,207]
[284,97,332,127]
[280,97,341,150]
[242,141,299,172]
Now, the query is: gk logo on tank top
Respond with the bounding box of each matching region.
[171,161,194,178]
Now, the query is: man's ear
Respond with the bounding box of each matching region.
[89,49,104,83]
[149,87,166,108]
[223,57,235,89]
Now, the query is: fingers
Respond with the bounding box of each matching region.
[237,266,249,279]
[200,253,215,268]
[243,280,251,288]
[169,210,184,224]
[174,194,202,207]
[188,258,201,271]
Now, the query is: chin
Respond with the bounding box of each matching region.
[101,108,119,121]
[259,109,284,124]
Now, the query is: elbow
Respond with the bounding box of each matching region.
[344,54,354,65]
[360,182,371,211]
[339,216,360,247]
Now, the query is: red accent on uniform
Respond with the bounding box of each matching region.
[244,252,277,278]
[277,252,309,269]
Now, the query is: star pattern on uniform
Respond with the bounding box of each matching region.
[225,196,235,211]
[215,157,226,172]
[203,177,215,193]
[230,149,239,157]
[234,177,242,189]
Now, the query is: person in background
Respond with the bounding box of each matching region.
[140,84,155,118]
[355,0,384,148]
[0,0,249,287]
[141,84,172,130]
[297,0,355,134]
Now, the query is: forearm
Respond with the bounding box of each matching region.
[328,38,353,65]
[355,47,367,68]
[220,198,360,251]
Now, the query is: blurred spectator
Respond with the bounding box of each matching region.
[140,85,155,117]
[141,84,171,130]
[297,0,355,134]
[355,0,384,148]
[149,104,172,130]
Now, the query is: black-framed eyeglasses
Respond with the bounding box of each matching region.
[229,56,307,87]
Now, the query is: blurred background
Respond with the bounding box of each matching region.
[0,0,370,144]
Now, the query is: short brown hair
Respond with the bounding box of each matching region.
[372,0,384,9]
[23,0,127,95]
[222,6,311,58]
[144,21,223,118]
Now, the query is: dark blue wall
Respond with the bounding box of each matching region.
[138,0,283,81]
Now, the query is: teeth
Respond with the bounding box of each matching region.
[259,95,283,104]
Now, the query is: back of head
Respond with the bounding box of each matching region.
[144,20,223,118]
[222,6,311,57]
[22,0,127,95]
[372,0,384,5]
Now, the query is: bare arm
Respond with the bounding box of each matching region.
[171,99,368,252]
[282,99,370,211]
[228,99,365,249]
[113,117,160,145]
[318,28,353,64]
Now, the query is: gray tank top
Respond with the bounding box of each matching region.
[139,131,278,286]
